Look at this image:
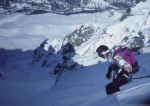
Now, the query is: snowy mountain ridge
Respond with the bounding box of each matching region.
[0,0,143,15]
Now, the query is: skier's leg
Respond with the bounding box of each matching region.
[118,76,129,86]
[105,79,120,95]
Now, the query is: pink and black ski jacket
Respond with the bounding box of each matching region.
[108,50,132,73]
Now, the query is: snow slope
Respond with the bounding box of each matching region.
[0,0,150,106]
[0,52,150,106]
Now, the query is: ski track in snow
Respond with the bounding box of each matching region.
[117,83,150,106]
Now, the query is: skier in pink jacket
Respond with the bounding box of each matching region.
[96,45,139,95]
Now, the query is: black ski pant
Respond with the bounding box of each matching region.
[105,78,128,95]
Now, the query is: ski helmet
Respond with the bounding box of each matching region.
[96,45,109,57]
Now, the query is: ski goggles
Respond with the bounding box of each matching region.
[97,52,103,57]
[97,50,109,57]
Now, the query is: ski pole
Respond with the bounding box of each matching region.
[132,75,150,79]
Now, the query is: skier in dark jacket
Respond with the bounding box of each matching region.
[96,45,139,95]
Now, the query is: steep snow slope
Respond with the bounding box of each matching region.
[98,83,150,106]
[0,0,150,106]
[0,51,150,106]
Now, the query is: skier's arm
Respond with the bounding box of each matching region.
[106,64,115,79]
[113,54,132,73]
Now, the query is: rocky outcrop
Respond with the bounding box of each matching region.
[64,24,98,47]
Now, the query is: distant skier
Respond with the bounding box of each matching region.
[96,45,139,95]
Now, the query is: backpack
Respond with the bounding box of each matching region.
[113,47,139,73]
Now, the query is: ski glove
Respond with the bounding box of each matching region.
[106,72,112,79]
[106,65,115,79]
